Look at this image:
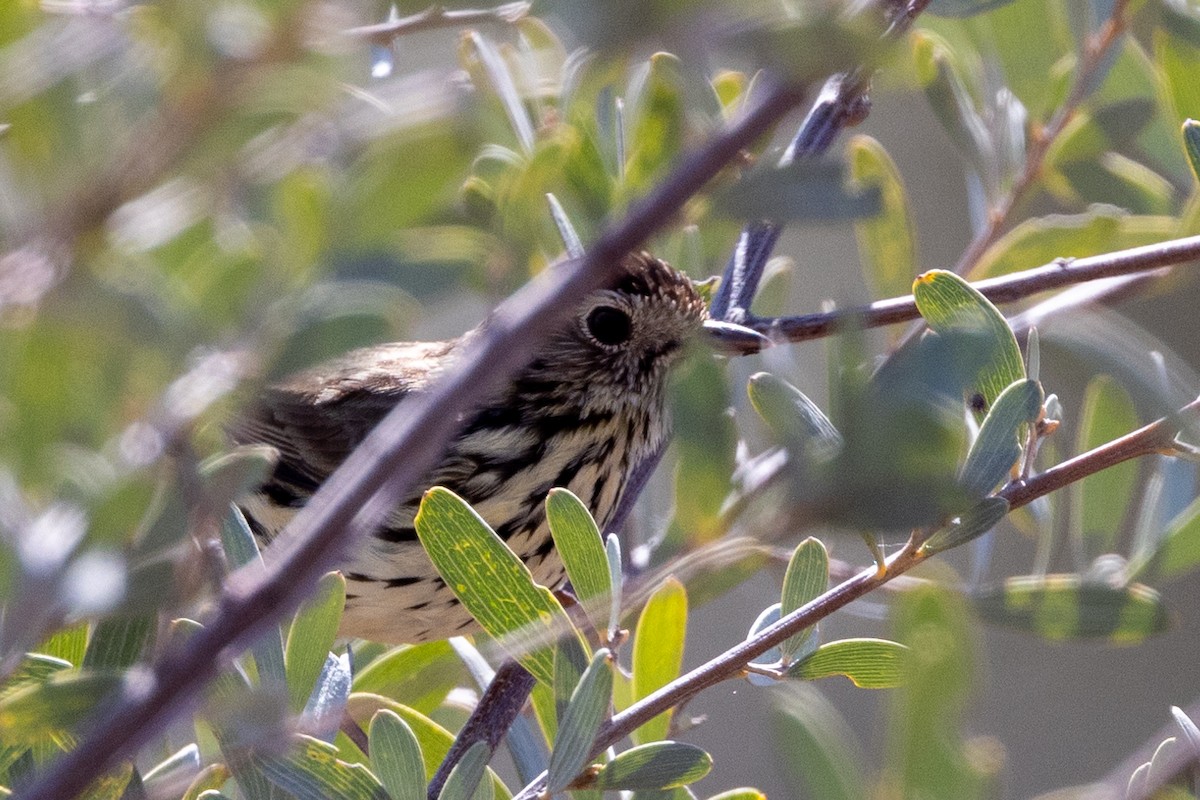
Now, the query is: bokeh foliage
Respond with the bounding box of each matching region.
[2,0,1200,797]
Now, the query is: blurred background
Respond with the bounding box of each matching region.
[3,0,1200,797]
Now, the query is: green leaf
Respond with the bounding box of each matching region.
[414,488,573,686]
[183,764,230,800]
[921,497,1012,556]
[1155,29,1200,135]
[547,649,613,793]
[546,489,610,632]
[769,684,866,800]
[553,633,591,731]
[631,578,687,744]
[703,791,766,800]
[257,735,387,800]
[369,710,424,800]
[605,534,624,639]
[0,671,123,745]
[911,33,992,177]
[593,742,712,791]
[912,269,1025,410]
[958,379,1043,499]
[1153,494,1200,580]
[746,373,841,458]
[37,622,89,667]
[665,351,737,549]
[0,653,72,701]
[1183,120,1200,184]
[847,135,917,299]
[143,744,200,795]
[779,538,829,662]
[1071,375,1139,556]
[285,572,346,713]
[436,741,492,800]
[417,491,576,686]
[621,53,687,198]
[351,642,463,716]
[713,162,881,223]
[785,638,909,688]
[972,575,1168,641]
[83,616,154,670]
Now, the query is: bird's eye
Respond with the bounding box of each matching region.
[585,306,632,347]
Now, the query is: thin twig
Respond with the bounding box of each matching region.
[511,398,1200,800]
[949,0,1132,277]
[754,232,1200,343]
[344,2,531,45]
[17,79,811,800]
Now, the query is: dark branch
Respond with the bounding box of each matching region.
[754,233,1200,343]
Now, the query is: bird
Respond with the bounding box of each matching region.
[232,252,765,643]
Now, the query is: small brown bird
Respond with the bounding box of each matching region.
[233,253,764,643]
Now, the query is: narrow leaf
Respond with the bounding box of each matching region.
[0,671,123,745]
[414,488,572,686]
[921,497,1011,556]
[83,616,153,670]
[553,634,591,728]
[547,649,612,793]
[769,684,866,800]
[847,135,917,299]
[779,538,829,662]
[973,575,1168,641]
[631,578,687,744]
[593,742,713,790]
[786,639,909,688]
[958,379,1043,498]
[546,489,610,632]
[1072,375,1138,556]
[285,572,346,713]
[351,642,462,716]
[437,740,491,800]
[606,534,623,638]
[369,710,425,800]
[747,373,841,457]
[257,735,387,800]
[912,269,1025,410]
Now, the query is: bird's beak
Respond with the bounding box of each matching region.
[702,319,771,355]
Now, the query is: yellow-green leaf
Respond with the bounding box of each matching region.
[414,487,572,685]
[847,135,917,299]
[786,639,909,688]
[912,269,1025,410]
[1072,375,1139,556]
[973,575,1168,642]
[285,571,346,713]
[631,578,687,744]
[546,488,610,633]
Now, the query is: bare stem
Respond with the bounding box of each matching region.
[755,232,1200,343]
[950,0,1132,277]
[344,2,531,45]
[16,79,811,800]
[511,397,1200,800]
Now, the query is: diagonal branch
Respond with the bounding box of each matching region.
[511,396,1200,800]
[16,79,812,800]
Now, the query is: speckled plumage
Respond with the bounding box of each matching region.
[233,252,707,642]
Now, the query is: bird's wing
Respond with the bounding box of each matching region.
[231,340,457,499]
